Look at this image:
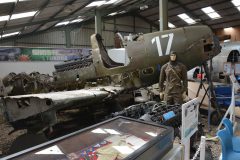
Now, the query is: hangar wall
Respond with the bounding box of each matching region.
[0,16,155,48]
[214,26,240,41]
[0,16,156,78]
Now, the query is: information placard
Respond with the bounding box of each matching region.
[181,98,199,143]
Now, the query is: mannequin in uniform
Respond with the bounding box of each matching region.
[159,51,188,105]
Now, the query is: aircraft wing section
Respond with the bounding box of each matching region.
[1,86,124,122]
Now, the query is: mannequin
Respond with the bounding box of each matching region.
[159,51,188,105]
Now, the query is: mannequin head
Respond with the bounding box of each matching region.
[170,51,177,62]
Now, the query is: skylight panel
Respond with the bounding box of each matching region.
[178,13,196,24]
[201,6,221,19]
[2,31,20,38]
[86,1,106,7]
[232,0,240,6]
[201,7,215,13]
[184,18,195,24]
[0,15,10,22]
[168,22,175,28]
[11,11,37,20]
[178,13,190,19]
[55,21,70,26]
[208,12,221,19]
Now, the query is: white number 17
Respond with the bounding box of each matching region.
[151,33,174,56]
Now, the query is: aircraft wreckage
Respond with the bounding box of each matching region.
[0,25,221,134]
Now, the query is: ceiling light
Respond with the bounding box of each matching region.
[208,12,221,19]
[108,12,117,16]
[55,21,70,26]
[70,18,83,23]
[140,5,148,10]
[2,31,20,38]
[86,1,106,7]
[0,0,16,4]
[238,6,240,11]
[168,22,175,28]
[201,7,215,13]
[232,0,240,6]
[0,15,10,22]
[105,0,122,4]
[178,13,190,19]
[118,10,126,14]
[224,27,233,31]
[11,11,37,20]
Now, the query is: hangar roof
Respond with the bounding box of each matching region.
[0,0,239,39]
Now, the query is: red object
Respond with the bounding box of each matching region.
[197,73,203,79]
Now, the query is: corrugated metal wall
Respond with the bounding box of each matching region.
[0,16,153,48]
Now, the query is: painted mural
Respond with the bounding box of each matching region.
[0,47,91,61]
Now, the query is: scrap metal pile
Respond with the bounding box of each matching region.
[109,101,182,129]
[54,55,93,72]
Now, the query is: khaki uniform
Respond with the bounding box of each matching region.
[159,61,187,105]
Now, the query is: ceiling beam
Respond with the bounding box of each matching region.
[32,0,79,32]
[1,0,19,36]
[145,0,229,20]
[43,0,96,33]
[19,0,51,33]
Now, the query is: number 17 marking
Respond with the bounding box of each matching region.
[151,33,174,56]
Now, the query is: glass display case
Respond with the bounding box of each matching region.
[3,117,174,160]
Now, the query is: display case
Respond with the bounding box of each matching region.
[3,117,174,160]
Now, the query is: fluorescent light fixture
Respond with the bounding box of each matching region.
[86,1,105,7]
[224,27,233,31]
[224,39,230,42]
[118,10,126,14]
[108,10,126,16]
[168,22,175,28]
[70,18,83,23]
[140,5,148,10]
[2,31,20,38]
[55,21,69,26]
[201,7,215,13]
[232,0,240,6]
[208,12,221,19]
[0,15,10,22]
[11,11,37,20]
[178,13,190,19]
[108,12,118,16]
[105,0,122,4]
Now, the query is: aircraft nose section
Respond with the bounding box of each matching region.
[185,25,221,58]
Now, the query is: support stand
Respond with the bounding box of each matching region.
[195,62,221,131]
